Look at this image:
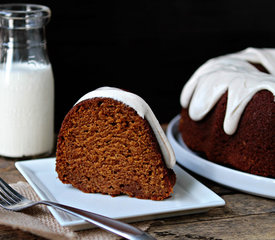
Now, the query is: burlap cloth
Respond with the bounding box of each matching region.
[0,182,151,240]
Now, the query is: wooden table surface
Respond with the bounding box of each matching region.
[0,151,275,239]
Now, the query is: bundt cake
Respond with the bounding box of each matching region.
[56,87,176,200]
[179,47,275,178]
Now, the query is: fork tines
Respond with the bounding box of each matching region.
[0,177,24,206]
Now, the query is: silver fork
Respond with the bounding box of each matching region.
[0,177,156,240]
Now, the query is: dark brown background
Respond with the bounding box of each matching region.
[2,0,275,131]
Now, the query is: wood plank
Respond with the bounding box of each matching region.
[0,225,47,240]
[147,213,275,240]
[145,193,275,239]
[147,193,275,228]
[0,158,25,184]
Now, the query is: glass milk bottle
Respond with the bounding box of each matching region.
[0,4,54,158]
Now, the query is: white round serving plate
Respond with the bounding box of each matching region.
[167,115,275,199]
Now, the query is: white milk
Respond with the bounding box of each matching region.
[0,63,54,157]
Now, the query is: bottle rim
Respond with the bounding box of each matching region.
[0,4,51,29]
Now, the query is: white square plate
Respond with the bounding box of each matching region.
[15,157,225,230]
[167,115,275,199]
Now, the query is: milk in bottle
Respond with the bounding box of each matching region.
[0,4,54,158]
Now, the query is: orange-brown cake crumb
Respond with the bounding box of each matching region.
[56,97,176,200]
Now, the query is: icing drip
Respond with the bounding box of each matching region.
[180,47,275,135]
[76,87,176,169]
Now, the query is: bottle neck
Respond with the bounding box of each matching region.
[0,27,46,48]
[0,27,50,65]
[0,4,51,65]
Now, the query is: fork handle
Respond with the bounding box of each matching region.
[40,200,155,240]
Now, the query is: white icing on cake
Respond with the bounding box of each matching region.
[180,47,275,135]
[76,87,176,169]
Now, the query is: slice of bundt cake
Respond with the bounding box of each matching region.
[56,87,176,200]
[179,47,275,178]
